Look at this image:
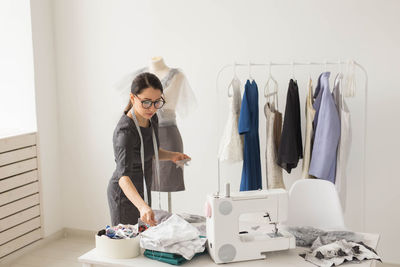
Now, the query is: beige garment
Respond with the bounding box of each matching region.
[265,102,285,189]
[301,79,316,179]
[333,74,351,211]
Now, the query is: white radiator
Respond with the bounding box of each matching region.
[0,132,43,259]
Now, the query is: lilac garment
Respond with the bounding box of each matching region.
[309,72,341,183]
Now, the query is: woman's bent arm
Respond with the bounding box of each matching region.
[118,176,156,225]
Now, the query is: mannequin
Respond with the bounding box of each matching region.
[149,56,170,79]
[144,56,197,212]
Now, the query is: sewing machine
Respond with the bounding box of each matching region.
[205,186,295,264]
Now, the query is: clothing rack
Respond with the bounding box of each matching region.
[215,60,368,231]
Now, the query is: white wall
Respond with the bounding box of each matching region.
[49,0,400,263]
[0,0,36,133]
[30,0,63,237]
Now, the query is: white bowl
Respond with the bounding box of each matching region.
[95,235,140,259]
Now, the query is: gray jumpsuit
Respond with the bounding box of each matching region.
[107,112,159,226]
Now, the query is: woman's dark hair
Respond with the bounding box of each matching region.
[124,72,163,113]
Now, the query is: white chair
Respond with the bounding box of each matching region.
[284,179,380,267]
[285,179,346,230]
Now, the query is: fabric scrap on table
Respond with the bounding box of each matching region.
[286,226,362,247]
[300,239,381,267]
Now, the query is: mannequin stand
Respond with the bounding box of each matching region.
[168,192,172,213]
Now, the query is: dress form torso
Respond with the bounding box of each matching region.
[149,56,171,81]
[137,57,197,196]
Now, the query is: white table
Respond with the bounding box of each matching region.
[78,233,379,267]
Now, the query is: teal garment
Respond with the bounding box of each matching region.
[144,250,206,265]
[144,250,186,265]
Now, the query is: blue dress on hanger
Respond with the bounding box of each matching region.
[238,80,262,191]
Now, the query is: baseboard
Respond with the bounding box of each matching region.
[0,228,64,266]
[0,227,96,266]
[63,227,97,240]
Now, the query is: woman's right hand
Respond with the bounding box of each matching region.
[139,205,157,226]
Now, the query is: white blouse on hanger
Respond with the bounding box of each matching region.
[218,77,244,163]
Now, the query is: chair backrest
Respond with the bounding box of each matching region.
[285,179,346,230]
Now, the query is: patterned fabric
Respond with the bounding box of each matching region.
[301,239,381,267]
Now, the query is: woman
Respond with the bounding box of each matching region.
[107,72,190,227]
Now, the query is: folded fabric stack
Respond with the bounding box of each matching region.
[144,250,187,265]
[140,214,207,263]
[287,226,381,266]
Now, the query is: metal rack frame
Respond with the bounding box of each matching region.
[215,60,368,231]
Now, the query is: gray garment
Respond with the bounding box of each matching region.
[286,226,362,247]
[152,125,184,192]
[153,209,206,225]
[153,209,173,224]
[178,213,206,223]
[107,113,159,226]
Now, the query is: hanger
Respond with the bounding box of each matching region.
[291,60,296,81]
[248,61,253,81]
[335,59,342,92]
[334,60,343,92]
[233,61,238,79]
[227,61,239,97]
[343,59,356,97]
[338,59,343,74]
[264,62,279,110]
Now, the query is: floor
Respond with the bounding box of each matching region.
[4,235,399,267]
[7,235,95,267]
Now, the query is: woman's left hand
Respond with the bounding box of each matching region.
[170,152,191,163]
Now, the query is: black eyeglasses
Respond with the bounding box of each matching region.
[135,95,166,109]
